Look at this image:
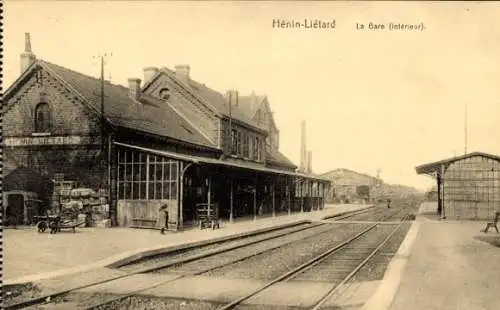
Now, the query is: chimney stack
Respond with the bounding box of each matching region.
[225,90,239,106]
[299,120,307,173]
[307,151,312,174]
[128,78,141,100]
[175,65,190,82]
[21,32,36,74]
[143,67,159,83]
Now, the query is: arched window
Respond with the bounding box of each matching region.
[34,102,50,133]
[159,88,171,101]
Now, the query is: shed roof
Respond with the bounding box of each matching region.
[415,152,500,175]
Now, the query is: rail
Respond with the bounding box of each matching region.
[5,206,410,310]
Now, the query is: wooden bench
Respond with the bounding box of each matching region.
[196,203,220,230]
[199,215,220,230]
[481,211,499,233]
[130,218,158,230]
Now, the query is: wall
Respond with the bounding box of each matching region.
[443,155,500,220]
[117,199,178,228]
[143,74,219,145]
[219,118,266,162]
[3,67,104,189]
[4,69,100,137]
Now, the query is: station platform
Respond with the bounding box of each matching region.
[4,203,371,285]
[363,202,500,310]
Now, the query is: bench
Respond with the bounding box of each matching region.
[196,203,220,230]
[199,215,220,230]
[130,218,158,230]
[481,211,499,234]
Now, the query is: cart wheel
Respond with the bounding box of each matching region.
[37,221,48,233]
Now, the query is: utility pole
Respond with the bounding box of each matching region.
[464,102,468,155]
[92,53,112,188]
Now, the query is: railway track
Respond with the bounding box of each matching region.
[215,220,407,309]
[6,205,413,310]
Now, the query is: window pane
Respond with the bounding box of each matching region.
[148,182,155,200]
[164,162,171,181]
[118,164,124,181]
[140,182,147,200]
[140,163,147,182]
[131,182,139,199]
[156,164,163,181]
[170,162,178,180]
[155,182,162,200]
[163,182,171,200]
[170,182,178,200]
[149,164,156,181]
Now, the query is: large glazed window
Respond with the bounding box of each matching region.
[117,149,179,200]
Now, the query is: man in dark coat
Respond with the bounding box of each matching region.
[160,204,169,234]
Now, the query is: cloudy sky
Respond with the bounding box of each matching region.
[4,1,500,190]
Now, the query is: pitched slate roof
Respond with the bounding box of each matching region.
[159,68,265,132]
[266,149,297,168]
[40,60,216,149]
[238,92,266,118]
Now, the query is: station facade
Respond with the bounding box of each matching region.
[3,34,331,229]
[416,152,500,220]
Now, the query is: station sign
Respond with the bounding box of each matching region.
[3,135,98,147]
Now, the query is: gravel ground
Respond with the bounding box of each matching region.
[351,223,411,282]
[291,224,398,283]
[203,223,373,280]
[154,223,352,275]
[91,296,222,310]
[236,304,307,310]
[2,283,42,306]
[118,223,313,272]
[36,292,122,309]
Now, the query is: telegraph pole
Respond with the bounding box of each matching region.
[464,102,468,155]
[92,53,112,187]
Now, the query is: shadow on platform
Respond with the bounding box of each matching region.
[473,235,500,247]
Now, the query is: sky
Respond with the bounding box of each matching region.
[4,1,500,191]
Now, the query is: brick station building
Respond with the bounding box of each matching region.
[3,34,331,229]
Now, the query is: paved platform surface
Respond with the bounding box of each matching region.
[363,201,500,310]
[4,204,370,285]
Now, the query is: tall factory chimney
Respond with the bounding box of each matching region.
[307,151,312,174]
[299,120,307,172]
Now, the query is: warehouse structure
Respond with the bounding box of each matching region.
[3,33,330,229]
[415,152,500,220]
[319,168,383,204]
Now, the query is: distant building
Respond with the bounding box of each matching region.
[319,168,383,203]
[416,152,500,220]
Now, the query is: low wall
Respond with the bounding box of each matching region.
[117,199,178,228]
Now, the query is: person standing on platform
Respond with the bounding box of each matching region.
[387,198,391,209]
[159,204,169,234]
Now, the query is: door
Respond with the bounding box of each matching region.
[7,194,25,225]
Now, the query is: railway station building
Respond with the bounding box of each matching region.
[3,33,331,229]
[415,152,500,220]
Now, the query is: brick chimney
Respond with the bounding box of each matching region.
[175,65,190,82]
[299,120,307,173]
[21,32,36,74]
[224,90,239,106]
[307,151,312,174]
[143,67,159,83]
[128,78,141,100]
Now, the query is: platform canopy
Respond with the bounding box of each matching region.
[115,142,331,183]
[415,152,500,177]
